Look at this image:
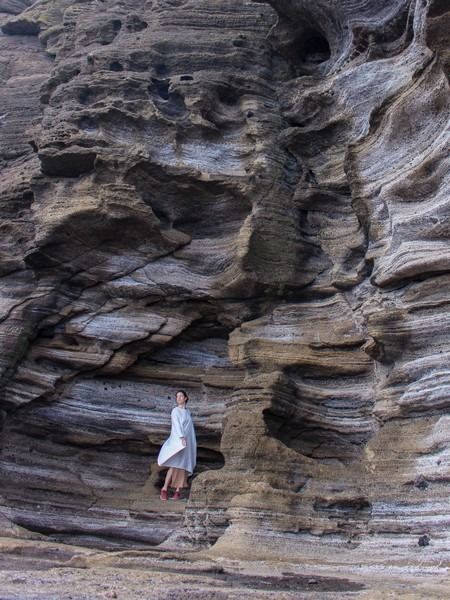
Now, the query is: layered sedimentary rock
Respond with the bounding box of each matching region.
[0,0,448,567]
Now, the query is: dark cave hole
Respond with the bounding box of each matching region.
[218,87,238,106]
[301,30,331,65]
[313,498,372,516]
[60,335,80,347]
[283,150,301,187]
[148,80,187,117]
[233,35,247,48]
[305,169,317,184]
[151,78,170,100]
[126,17,147,32]
[2,18,40,36]
[78,88,90,105]
[39,151,97,178]
[109,61,124,72]
[151,203,171,229]
[180,75,193,81]
[274,25,331,73]
[112,19,122,33]
[163,91,186,116]
[155,63,168,76]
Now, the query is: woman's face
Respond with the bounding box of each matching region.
[176,392,187,407]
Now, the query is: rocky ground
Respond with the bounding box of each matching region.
[0,536,448,599]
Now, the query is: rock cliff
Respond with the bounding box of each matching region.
[0,0,448,572]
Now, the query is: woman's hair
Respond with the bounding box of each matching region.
[176,390,189,403]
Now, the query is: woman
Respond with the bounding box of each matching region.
[157,390,196,500]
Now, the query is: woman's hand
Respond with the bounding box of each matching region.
[181,437,187,447]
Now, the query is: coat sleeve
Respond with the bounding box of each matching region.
[171,408,185,438]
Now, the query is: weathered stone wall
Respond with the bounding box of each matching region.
[0,0,448,562]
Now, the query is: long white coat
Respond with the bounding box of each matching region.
[157,406,196,475]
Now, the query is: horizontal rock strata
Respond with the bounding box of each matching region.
[0,0,448,572]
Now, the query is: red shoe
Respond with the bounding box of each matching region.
[171,490,181,500]
[160,489,168,500]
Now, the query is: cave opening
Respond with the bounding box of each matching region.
[300,29,331,66]
[275,25,332,73]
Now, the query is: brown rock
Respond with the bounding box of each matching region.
[0,0,448,581]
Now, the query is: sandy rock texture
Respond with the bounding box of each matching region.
[0,535,449,599]
[0,0,449,584]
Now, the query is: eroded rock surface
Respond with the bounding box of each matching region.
[0,0,448,571]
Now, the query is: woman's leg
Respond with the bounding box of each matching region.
[161,468,187,499]
[162,467,174,491]
[171,468,185,490]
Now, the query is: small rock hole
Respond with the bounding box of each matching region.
[305,170,317,184]
[109,61,124,72]
[78,89,90,105]
[151,78,170,100]
[414,475,429,490]
[233,35,247,48]
[155,63,168,76]
[418,534,430,547]
[218,88,237,106]
[180,75,193,81]
[126,16,148,32]
[112,19,122,33]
